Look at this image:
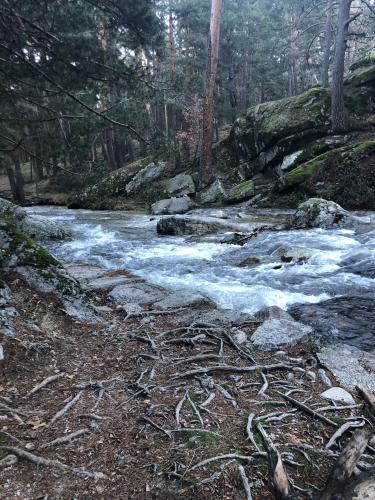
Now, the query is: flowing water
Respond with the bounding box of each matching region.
[26,206,375,350]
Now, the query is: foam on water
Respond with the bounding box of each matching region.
[28,206,375,317]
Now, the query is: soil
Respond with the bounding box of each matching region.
[0,272,373,499]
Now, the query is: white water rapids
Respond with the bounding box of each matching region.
[26,206,375,349]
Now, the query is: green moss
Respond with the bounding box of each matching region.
[225,180,255,204]
[349,49,375,72]
[284,160,320,187]
[346,64,375,87]
[352,140,375,155]
[0,215,58,269]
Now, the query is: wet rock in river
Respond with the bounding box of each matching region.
[293,198,354,229]
[156,215,254,236]
[289,296,375,351]
[0,197,70,241]
[317,344,375,391]
[151,195,194,215]
[251,317,312,350]
[340,252,375,279]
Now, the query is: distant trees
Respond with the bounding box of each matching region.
[1,0,375,202]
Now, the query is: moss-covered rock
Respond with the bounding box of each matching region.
[293,198,354,228]
[67,157,157,209]
[225,180,255,204]
[214,50,375,208]
[220,86,331,170]
[0,197,70,241]
[0,212,98,323]
[349,49,375,72]
[283,147,345,187]
[281,140,375,209]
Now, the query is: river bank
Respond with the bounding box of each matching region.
[27,204,375,351]
[1,259,374,499]
[1,201,374,499]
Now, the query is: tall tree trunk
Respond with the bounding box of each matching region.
[200,0,223,187]
[7,155,25,204]
[288,14,299,97]
[228,61,237,122]
[331,0,353,133]
[322,0,334,87]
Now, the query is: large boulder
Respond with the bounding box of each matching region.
[213,50,375,210]
[0,211,98,325]
[221,86,330,170]
[289,296,375,351]
[151,195,194,215]
[225,180,255,204]
[156,215,256,236]
[67,158,150,209]
[317,344,375,392]
[281,141,375,209]
[0,198,69,241]
[199,179,227,204]
[126,161,168,195]
[166,173,195,197]
[293,198,354,228]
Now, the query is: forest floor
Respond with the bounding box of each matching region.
[0,271,373,499]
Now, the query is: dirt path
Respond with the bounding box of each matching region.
[0,273,373,499]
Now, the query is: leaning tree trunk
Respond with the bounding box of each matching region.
[331,0,353,133]
[200,0,223,187]
[321,0,334,87]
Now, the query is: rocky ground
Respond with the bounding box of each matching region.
[1,258,375,499]
[1,198,375,499]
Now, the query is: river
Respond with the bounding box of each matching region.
[26,206,375,350]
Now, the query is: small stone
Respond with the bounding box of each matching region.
[200,376,215,389]
[305,371,316,382]
[251,318,312,350]
[121,303,143,316]
[318,368,332,387]
[275,351,287,357]
[321,387,355,405]
[24,443,35,450]
[140,316,152,326]
[287,372,295,382]
[233,330,247,345]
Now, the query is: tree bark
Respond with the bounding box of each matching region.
[228,61,238,122]
[7,155,25,204]
[321,0,334,87]
[200,0,223,187]
[331,0,353,133]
